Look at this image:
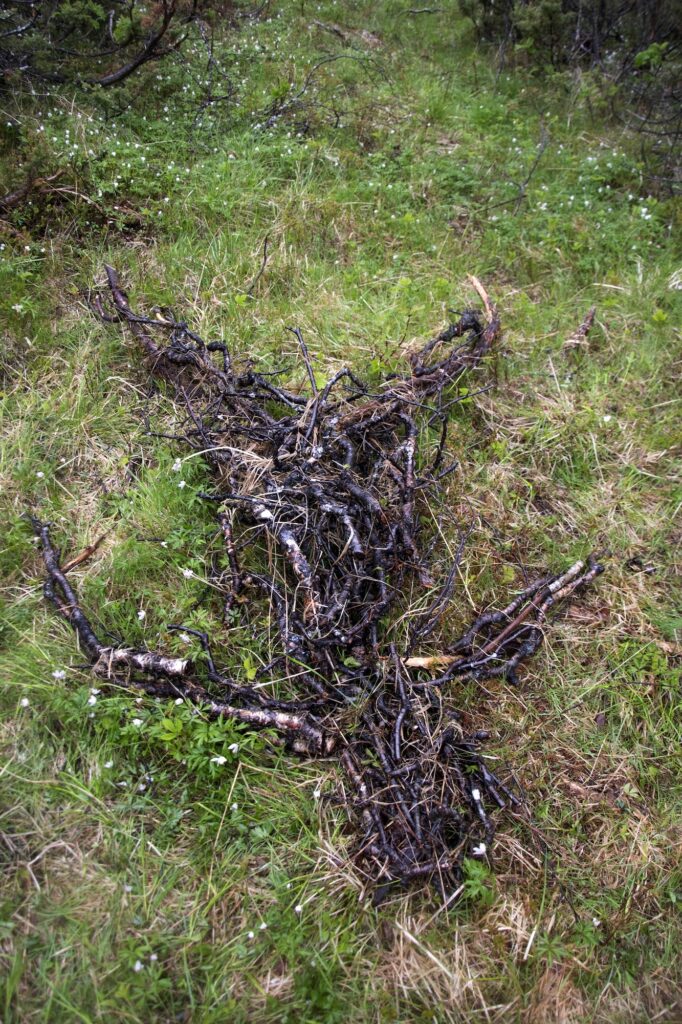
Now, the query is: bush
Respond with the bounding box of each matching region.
[0,0,214,89]
[459,0,681,69]
[458,0,681,187]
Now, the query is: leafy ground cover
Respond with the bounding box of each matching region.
[1,3,680,1021]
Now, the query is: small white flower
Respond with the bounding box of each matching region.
[471,788,481,802]
[104,760,113,769]
[230,802,238,811]
[247,931,254,939]
[603,414,612,423]
[313,788,321,800]
[118,781,128,788]
[133,960,144,972]
[178,480,187,489]
[175,697,184,705]
[294,904,303,914]
[20,697,30,707]
[150,953,158,962]
[172,458,182,471]
[259,922,267,930]
[131,718,143,727]
[123,883,132,892]
[52,669,66,679]
[90,688,101,695]
[12,303,24,313]
[179,632,191,642]
[228,743,239,755]
[181,569,193,579]
[286,882,292,890]
[138,783,146,792]
[592,917,601,928]
[211,755,227,765]
[472,842,487,856]
[88,694,97,705]
[35,471,44,479]
[137,610,146,620]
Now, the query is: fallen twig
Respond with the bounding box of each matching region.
[61,532,110,574]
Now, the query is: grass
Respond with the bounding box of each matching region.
[1,3,681,1021]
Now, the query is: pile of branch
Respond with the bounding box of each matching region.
[31,268,603,894]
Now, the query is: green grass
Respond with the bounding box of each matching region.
[1,3,681,1021]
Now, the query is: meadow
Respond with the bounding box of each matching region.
[1,3,680,1021]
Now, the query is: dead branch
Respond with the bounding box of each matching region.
[93,0,180,87]
[0,171,64,214]
[61,532,110,574]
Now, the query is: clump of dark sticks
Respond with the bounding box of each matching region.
[31,268,603,897]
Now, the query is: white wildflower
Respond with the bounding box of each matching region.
[137,609,146,620]
[20,697,30,707]
[178,480,187,489]
[228,743,239,755]
[472,842,487,856]
[131,718,143,727]
[133,960,144,972]
[104,760,113,769]
[294,904,303,914]
[172,458,182,471]
[181,569,193,579]
[88,694,97,705]
[211,755,227,765]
